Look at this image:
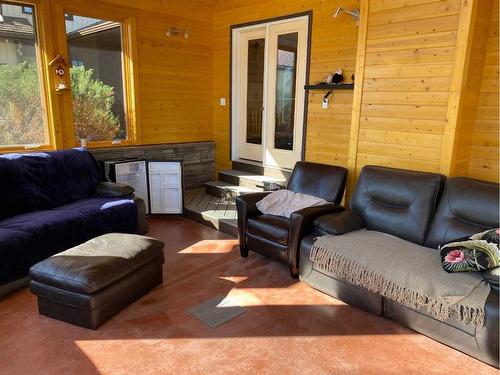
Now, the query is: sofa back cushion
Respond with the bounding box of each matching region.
[425,177,499,249]
[350,166,445,245]
[287,161,347,204]
[0,148,100,219]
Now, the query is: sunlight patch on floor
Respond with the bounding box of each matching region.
[178,239,238,254]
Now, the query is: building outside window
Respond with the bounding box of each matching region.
[0,2,48,148]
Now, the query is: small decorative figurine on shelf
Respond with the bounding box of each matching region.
[331,68,344,85]
[319,68,344,85]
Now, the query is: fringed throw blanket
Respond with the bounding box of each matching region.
[310,230,491,327]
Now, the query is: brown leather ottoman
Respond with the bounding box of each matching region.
[29,233,165,329]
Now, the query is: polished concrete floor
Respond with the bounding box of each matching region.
[0,217,496,375]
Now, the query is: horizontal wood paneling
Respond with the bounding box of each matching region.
[353,0,462,175]
[38,0,215,148]
[213,0,497,188]
[213,0,359,171]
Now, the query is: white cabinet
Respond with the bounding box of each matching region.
[148,161,183,214]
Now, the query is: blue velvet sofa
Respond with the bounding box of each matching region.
[0,148,148,297]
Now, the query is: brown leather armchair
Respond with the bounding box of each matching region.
[236,161,347,278]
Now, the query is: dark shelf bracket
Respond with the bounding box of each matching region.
[304,83,355,90]
[304,83,355,105]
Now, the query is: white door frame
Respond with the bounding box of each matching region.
[231,14,310,169]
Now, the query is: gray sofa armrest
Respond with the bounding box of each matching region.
[313,210,366,235]
[95,182,135,197]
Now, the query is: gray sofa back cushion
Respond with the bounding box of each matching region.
[425,177,499,249]
[350,166,445,245]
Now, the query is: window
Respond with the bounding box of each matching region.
[0,2,49,148]
[65,14,127,142]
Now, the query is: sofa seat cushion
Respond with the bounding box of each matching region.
[53,197,138,234]
[0,197,138,286]
[30,233,164,294]
[247,215,289,246]
[310,230,490,327]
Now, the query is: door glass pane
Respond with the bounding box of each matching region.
[65,14,127,142]
[0,2,48,147]
[246,38,264,145]
[274,32,298,151]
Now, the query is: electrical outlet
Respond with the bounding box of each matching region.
[322,100,329,109]
[220,98,226,106]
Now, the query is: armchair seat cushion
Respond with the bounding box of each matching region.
[247,215,290,246]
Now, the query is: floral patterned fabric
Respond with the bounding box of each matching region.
[440,229,500,273]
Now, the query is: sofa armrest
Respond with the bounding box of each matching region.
[235,192,271,257]
[95,182,135,197]
[133,197,149,235]
[313,210,366,235]
[288,204,345,277]
[483,267,500,294]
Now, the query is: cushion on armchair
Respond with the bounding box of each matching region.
[247,215,290,246]
[256,189,330,218]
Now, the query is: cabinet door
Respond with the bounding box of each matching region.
[148,162,183,214]
[115,161,149,213]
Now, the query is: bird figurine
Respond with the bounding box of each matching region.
[331,68,344,85]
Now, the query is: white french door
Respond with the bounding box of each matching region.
[232,16,309,169]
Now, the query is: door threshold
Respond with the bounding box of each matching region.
[232,159,293,172]
[234,158,263,166]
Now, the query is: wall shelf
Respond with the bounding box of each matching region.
[304,83,355,90]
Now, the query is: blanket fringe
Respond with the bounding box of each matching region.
[310,245,485,327]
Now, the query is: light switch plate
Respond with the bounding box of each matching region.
[220,98,226,106]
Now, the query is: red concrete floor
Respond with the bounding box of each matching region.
[0,217,497,375]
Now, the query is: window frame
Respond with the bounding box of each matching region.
[0,0,56,152]
[59,7,141,149]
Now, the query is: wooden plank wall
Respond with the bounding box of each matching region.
[352,0,461,175]
[213,0,498,185]
[30,0,497,183]
[466,0,499,182]
[451,0,492,177]
[213,0,359,171]
[41,0,215,148]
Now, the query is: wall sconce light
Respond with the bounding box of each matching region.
[166,27,190,39]
[333,6,360,25]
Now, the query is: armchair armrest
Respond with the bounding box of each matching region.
[95,182,135,197]
[483,267,500,294]
[288,204,345,277]
[313,210,365,235]
[235,191,271,257]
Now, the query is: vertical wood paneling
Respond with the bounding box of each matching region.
[466,1,499,182]
[451,1,491,177]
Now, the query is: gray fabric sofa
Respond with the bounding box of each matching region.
[299,165,499,367]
